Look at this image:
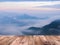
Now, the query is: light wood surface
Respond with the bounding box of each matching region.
[0,36,60,45]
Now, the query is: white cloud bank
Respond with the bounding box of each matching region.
[0,1,60,11]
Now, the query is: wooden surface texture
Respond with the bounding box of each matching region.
[0,36,60,45]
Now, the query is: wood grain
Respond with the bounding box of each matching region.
[0,36,60,45]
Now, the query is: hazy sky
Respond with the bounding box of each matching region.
[0,1,60,17]
[0,1,60,10]
[0,0,60,1]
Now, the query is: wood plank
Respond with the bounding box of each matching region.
[0,36,60,45]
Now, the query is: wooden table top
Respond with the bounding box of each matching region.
[0,36,60,45]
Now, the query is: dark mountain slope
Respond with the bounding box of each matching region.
[22,19,60,35]
[42,19,60,35]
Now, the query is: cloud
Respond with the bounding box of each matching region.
[0,0,60,1]
[37,4,60,9]
[34,1,60,8]
[0,1,60,11]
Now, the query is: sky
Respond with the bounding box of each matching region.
[0,1,60,11]
[0,0,60,1]
[0,1,60,17]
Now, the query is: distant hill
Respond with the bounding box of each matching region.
[28,27,41,30]
[0,14,48,26]
[0,13,48,20]
[22,19,60,35]
[15,14,41,20]
[22,27,43,35]
[0,16,29,26]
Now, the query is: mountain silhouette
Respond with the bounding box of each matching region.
[16,14,41,20]
[0,14,42,27]
[22,27,43,35]
[0,16,28,26]
[0,14,41,26]
[28,27,41,30]
[42,19,60,35]
[22,19,60,35]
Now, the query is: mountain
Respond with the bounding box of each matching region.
[0,13,48,20]
[22,27,43,35]
[42,19,60,35]
[0,16,29,26]
[22,19,60,35]
[28,27,41,30]
[16,14,41,20]
[0,14,40,26]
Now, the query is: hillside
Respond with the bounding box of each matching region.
[23,19,60,35]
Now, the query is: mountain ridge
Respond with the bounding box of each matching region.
[22,19,60,35]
